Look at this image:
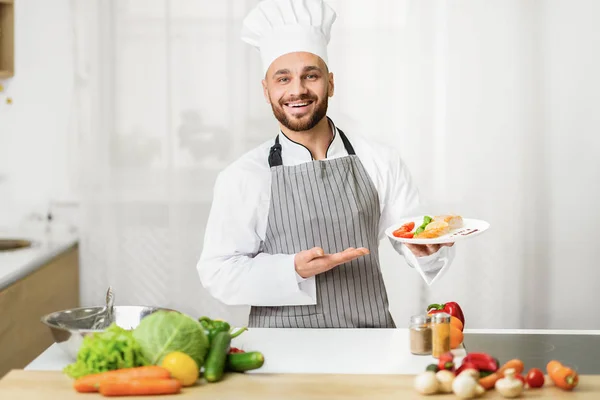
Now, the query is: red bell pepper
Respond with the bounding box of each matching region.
[427,302,465,327]
[461,353,498,372]
[456,361,479,376]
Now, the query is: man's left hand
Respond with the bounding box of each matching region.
[404,242,454,257]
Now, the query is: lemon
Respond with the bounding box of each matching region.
[161,352,199,386]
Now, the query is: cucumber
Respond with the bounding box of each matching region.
[227,352,265,372]
[203,331,231,382]
[425,364,439,373]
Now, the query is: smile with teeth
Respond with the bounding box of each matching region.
[285,100,314,108]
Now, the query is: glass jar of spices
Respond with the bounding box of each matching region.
[431,312,451,358]
[409,314,432,355]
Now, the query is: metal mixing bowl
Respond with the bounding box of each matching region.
[40,305,176,360]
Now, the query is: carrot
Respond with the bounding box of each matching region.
[547,360,579,391]
[479,359,524,390]
[73,366,171,393]
[99,378,182,397]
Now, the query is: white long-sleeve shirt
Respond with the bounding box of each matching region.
[197,125,456,306]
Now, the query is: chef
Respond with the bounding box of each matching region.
[197,0,456,328]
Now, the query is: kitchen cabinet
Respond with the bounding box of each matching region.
[0,245,79,378]
[0,0,14,78]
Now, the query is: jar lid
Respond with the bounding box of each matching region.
[410,314,432,324]
[431,312,451,323]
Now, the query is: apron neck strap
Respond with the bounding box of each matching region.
[337,129,356,156]
[268,125,356,168]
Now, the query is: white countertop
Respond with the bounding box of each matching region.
[24,328,600,375]
[0,227,78,291]
[27,328,467,374]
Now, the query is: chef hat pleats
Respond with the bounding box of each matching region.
[241,0,337,76]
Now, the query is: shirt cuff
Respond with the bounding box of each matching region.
[296,271,307,283]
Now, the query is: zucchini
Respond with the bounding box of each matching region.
[203,331,231,382]
[227,352,265,372]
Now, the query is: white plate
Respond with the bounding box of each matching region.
[385,216,490,245]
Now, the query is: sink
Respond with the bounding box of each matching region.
[0,239,33,252]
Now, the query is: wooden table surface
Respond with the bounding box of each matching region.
[1,370,599,399]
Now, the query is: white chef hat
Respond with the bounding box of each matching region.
[241,0,337,76]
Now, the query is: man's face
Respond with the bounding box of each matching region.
[262,52,334,132]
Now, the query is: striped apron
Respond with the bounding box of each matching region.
[248,128,395,328]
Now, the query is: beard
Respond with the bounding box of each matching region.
[270,93,328,132]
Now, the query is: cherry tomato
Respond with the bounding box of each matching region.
[515,374,526,386]
[526,368,545,388]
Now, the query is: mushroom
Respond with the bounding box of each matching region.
[414,371,440,395]
[495,368,524,398]
[436,369,455,393]
[452,370,482,399]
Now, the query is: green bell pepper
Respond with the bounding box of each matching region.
[198,316,247,343]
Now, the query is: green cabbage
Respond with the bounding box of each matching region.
[133,310,209,368]
[63,323,149,379]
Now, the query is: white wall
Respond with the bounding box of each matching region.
[542,0,600,329]
[0,0,74,228]
[2,1,600,329]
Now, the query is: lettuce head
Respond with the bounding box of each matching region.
[133,310,209,368]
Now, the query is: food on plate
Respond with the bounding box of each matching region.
[73,366,171,393]
[414,216,433,235]
[547,360,579,390]
[525,367,545,388]
[428,301,465,328]
[133,311,210,369]
[393,214,463,239]
[494,368,524,398]
[414,220,450,238]
[161,352,199,387]
[392,221,416,238]
[435,214,464,230]
[64,324,150,379]
[98,378,182,397]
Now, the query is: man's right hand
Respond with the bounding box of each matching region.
[294,247,370,279]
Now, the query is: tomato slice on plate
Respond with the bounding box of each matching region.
[400,221,415,231]
[394,231,414,238]
[392,221,415,238]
